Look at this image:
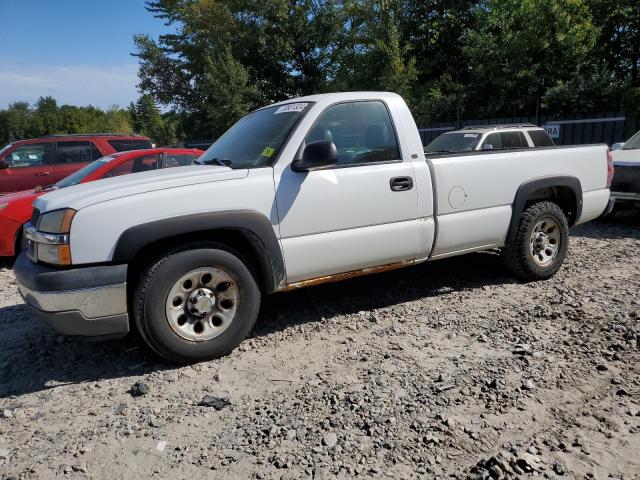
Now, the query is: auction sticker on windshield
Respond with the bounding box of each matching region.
[274,103,308,114]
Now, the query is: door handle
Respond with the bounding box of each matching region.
[35,171,51,176]
[390,176,413,192]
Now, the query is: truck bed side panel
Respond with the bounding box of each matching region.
[429,145,609,256]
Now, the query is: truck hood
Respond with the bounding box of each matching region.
[34,165,248,213]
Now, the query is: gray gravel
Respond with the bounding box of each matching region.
[0,213,639,479]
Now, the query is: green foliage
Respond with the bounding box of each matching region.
[0,99,130,146]
[134,94,177,145]
[137,0,640,132]
[3,0,640,143]
[0,96,177,148]
[465,0,597,116]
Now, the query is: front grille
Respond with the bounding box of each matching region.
[31,208,41,228]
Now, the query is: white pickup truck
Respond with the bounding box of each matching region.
[14,92,614,363]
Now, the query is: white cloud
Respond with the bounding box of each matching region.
[0,61,140,109]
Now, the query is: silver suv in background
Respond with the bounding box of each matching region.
[425,124,554,155]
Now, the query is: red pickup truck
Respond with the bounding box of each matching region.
[0,133,152,194]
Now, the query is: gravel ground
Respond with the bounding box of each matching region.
[0,213,639,479]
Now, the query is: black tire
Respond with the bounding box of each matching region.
[502,201,569,281]
[133,243,261,363]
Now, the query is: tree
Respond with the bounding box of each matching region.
[135,94,176,145]
[134,0,348,137]
[0,102,33,144]
[129,0,640,132]
[0,101,137,147]
[464,0,597,117]
[587,0,640,86]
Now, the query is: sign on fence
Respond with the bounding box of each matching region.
[544,124,561,139]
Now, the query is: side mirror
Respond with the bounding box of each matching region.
[0,159,9,170]
[482,143,494,151]
[611,142,625,151]
[291,140,338,172]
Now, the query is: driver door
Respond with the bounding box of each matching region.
[274,100,420,283]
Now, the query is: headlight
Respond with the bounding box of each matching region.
[37,208,76,234]
[36,208,76,233]
[25,208,76,266]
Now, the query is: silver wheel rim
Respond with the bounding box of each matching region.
[529,217,561,267]
[165,268,239,342]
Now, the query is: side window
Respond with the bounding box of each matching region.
[483,133,503,150]
[108,139,153,152]
[91,142,103,160]
[304,101,401,166]
[483,132,525,150]
[528,130,554,147]
[55,141,92,164]
[163,154,198,168]
[501,132,525,149]
[6,143,53,168]
[102,154,161,178]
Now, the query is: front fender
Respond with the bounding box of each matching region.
[112,210,285,293]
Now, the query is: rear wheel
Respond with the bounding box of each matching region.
[133,243,260,363]
[502,201,569,281]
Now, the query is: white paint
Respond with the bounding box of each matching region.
[576,189,610,225]
[431,205,511,257]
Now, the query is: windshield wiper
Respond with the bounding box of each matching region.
[196,157,232,167]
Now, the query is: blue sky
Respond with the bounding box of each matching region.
[0,0,174,109]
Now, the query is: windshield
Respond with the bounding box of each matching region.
[55,155,115,188]
[198,102,312,168]
[623,130,640,150]
[425,132,481,153]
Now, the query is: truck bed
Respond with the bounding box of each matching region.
[425,145,610,258]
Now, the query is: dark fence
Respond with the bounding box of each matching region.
[418,112,640,147]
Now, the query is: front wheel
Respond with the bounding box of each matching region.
[133,244,261,363]
[502,201,569,281]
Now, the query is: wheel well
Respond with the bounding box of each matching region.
[126,229,275,299]
[524,186,578,225]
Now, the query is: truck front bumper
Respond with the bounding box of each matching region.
[13,252,129,337]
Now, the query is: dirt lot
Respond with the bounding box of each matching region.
[0,213,638,480]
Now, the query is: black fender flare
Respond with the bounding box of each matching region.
[112,210,285,293]
[506,176,582,244]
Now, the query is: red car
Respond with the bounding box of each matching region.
[0,133,153,195]
[0,148,203,257]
